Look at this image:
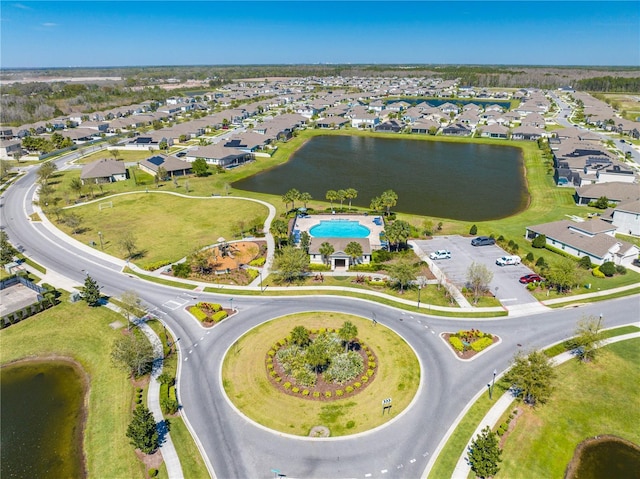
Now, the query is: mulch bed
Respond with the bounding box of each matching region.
[199,308,234,328]
[442,333,499,360]
[266,339,378,400]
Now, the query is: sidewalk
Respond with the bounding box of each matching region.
[104,302,184,479]
[444,332,640,479]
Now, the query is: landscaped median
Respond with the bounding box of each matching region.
[425,325,640,479]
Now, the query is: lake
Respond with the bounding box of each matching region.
[1,360,86,478]
[233,135,527,221]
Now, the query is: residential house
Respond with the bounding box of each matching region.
[525,218,639,266]
[139,154,192,178]
[185,144,253,168]
[410,119,440,134]
[574,182,640,205]
[80,159,128,184]
[480,124,509,139]
[375,120,405,133]
[441,123,472,136]
[0,139,22,159]
[511,125,544,141]
[605,200,640,237]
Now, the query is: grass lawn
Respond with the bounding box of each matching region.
[0,302,143,478]
[223,312,420,436]
[427,326,640,479]
[498,339,640,478]
[55,193,268,269]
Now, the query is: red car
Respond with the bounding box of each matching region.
[519,274,543,284]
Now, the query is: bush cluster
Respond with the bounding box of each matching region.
[142,260,172,271]
[449,329,494,354]
[248,257,266,267]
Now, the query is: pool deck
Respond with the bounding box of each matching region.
[293,214,386,249]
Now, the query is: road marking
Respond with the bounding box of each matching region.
[423,451,429,457]
[184,358,188,362]
[409,315,413,319]
[189,350,193,354]
[365,474,372,477]
[206,331,211,335]
[424,325,429,329]
[410,458,416,463]
[397,464,404,469]
[381,470,388,474]
[194,343,198,348]
[200,336,204,341]
[501,298,518,302]
[431,330,435,334]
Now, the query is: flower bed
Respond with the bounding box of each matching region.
[265,326,378,401]
[187,302,229,327]
[442,328,499,360]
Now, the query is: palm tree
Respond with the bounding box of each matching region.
[344,241,363,267]
[270,219,289,249]
[345,188,358,211]
[385,220,411,251]
[319,242,334,267]
[291,325,311,347]
[287,188,300,210]
[337,189,347,210]
[281,191,292,211]
[299,192,312,209]
[326,190,338,210]
[370,196,383,215]
[338,321,358,352]
[381,189,398,216]
[69,177,84,199]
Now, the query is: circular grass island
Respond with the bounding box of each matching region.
[222,312,420,437]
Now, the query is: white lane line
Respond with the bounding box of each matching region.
[365,474,372,478]
[194,343,198,348]
[200,336,204,341]
[189,350,193,354]
[423,451,429,457]
[397,464,404,469]
[431,330,435,334]
[184,358,188,361]
[501,298,518,302]
[206,331,211,335]
[381,469,388,474]
[410,458,416,463]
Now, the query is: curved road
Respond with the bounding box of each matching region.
[2,156,638,479]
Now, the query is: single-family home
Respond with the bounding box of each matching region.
[605,200,640,237]
[480,124,509,139]
[80,159,128,184]
[185,144,253,168]
[525,218,639,266]
[139,154,193,178]
[0,139,22,159]
[441,123,472,136]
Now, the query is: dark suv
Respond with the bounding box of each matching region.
[471,236,495,246]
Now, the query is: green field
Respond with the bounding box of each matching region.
[0,302,143,478]
[222,312,420,436]
[56,194,268,269]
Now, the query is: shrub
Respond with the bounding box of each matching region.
[336,390,344,396]
[308,263,331,271]
[275,377,282,382]
[292,387,300,393]
[269,370,277,377]
[532,234,546,248]
[578,255,592,269]
[325,391,332,398]
[143,260,172,271]
[449,336,465,352]
[212,310,228,322]
[361,376,368,383]
[313,391,320,398]
[525,252,534,262]
[592,266,605,278]
[283,382,291,389]
[267,363,274,370]
[599,261,616,277]
[248,257,266,267]
[354,382,361,389]
[346,420,355,429]
[188,306,209,322]
[345,385,354,393]
[470,337,494,352]
[469,224,478,235]
[536,256,547,267]
[268,349,276,357]
[302,389,310,396]
[368,361,376,369]
[367,369,374,377]
[161,397,179,415]
[616,265,627,275]
[526,282,537,291]
[149,468,158,477]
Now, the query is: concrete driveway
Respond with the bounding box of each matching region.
[413,236,539,306]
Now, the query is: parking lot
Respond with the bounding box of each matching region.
[413,236,539,306]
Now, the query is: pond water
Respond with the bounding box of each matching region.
[1,361,86,478]
[233,135,527,221]
[567,436,640,479]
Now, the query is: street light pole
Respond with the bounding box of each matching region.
[597,313,603,332]
[417,284,421,309]
[98,231,104,250]
[492,369,497,397]
[230,298,234,311]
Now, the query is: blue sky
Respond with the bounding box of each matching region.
[1,1,638,68]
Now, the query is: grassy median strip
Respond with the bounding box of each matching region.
[0,302,143,478]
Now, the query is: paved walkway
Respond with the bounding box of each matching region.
[443,332,640,479]
[104,302,184,479]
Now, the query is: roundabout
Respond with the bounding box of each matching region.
[221,312,420,437]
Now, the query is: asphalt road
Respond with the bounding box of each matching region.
[2,150,639,479]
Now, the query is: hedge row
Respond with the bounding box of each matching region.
[449,336,465,352]
[212,310,228,323]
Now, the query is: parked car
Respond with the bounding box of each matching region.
[429,249,451,260]
[496,255,521,266]
[471,236,496,246]
[519,274,543,284]
[176,151,187,157]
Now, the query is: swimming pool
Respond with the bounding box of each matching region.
[309,220,371,238]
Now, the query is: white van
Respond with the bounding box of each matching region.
[496,255,521,266]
